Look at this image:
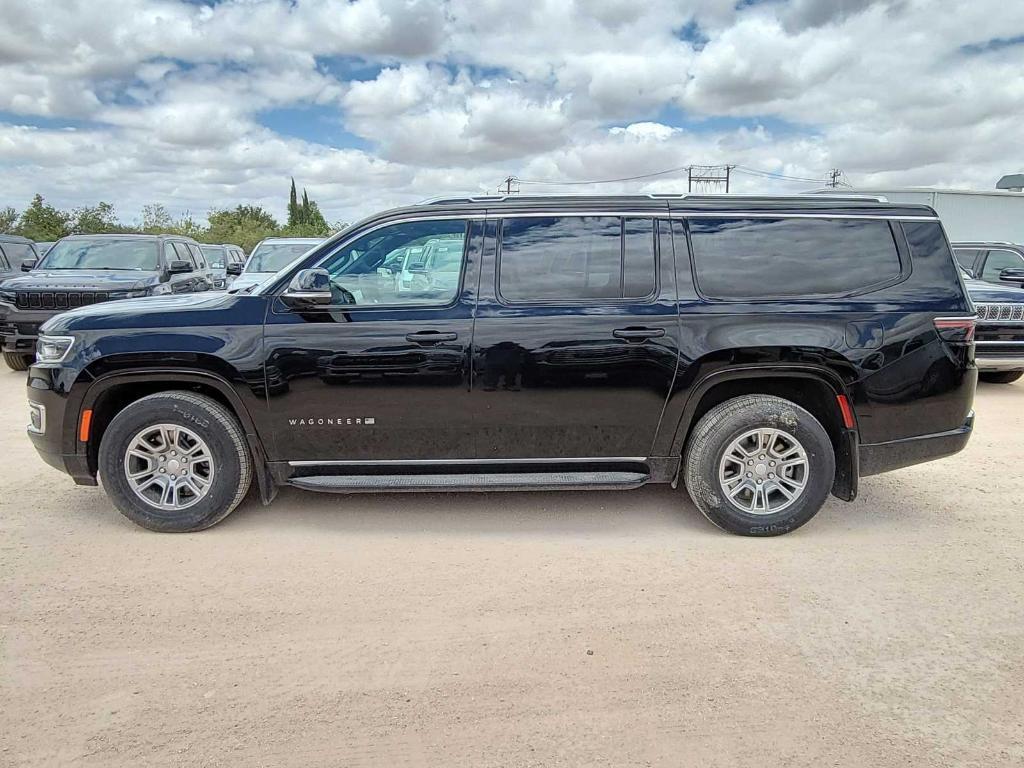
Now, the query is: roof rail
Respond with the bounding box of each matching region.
[418,192,891,206]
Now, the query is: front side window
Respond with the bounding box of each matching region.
[689,217,902,299]
[981,249,1024,281]
[498,216,656,302]
[39,238,160,271]
[0,246,11,271]
[187,243,206,269]
[1,242,33,267]
[316,219,467,307]
[247,241,320,273]
[172,242,196,267]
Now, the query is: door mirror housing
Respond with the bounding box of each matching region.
[998,267,1024,287]
[282,268,332,307]
[21,258,38,272]
[226,262,243,276]
[167,259,193,274]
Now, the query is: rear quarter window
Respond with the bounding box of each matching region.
[689,217,902,300]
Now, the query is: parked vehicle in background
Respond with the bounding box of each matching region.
[25,194,976,536]
[200,243,246,289]
[962,268,1024,384]
[952,242,1024,289]
[34,242,55,257]
[228,237,324,293]
[0,235,40,284]
[0,233,212,370]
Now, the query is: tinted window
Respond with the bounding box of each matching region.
[318,219,467,307]
[247,241,321,273]
[39,238,159,271]
[953,248,979,270]
[1,242,34,267]
[172,242,196,267]
[201,245,226,267]
[981,249,1024,281]
[689,217,901,299]
[187,243,206,269]
[0,246,10,271]
[499,216,655,302]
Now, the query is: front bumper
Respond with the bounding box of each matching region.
[26,364,98,486]
[859,411,974,476]
[0,305,56,353]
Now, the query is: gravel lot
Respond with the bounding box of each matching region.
[1,367,1022,767]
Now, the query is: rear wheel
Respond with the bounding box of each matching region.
[3,352,32,371]
[979,371,1023,384]
[684,395,835,536]
[98,391,252,532]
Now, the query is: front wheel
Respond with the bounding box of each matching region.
[683,395,836,536]
[979,370,1023,384]
[98,391,252,532]
[3,351,32,371]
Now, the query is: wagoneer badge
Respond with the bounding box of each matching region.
[288,417,376,426]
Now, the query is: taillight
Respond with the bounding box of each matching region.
[933,316,976,343]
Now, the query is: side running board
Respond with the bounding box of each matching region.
[288,471,649,494]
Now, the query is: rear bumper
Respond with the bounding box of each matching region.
[859,411,974,476]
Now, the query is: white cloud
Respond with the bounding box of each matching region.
[0,0,1021,225]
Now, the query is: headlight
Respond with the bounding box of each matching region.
[150,283,172,295]
[36,334,75,364]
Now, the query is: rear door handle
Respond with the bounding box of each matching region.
[612,327,665,341]
[406,331,458,344]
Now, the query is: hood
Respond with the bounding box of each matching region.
[228,272,275,293]
[964,277,1024,304]
[39,291,268,335]
[1,269,160,292]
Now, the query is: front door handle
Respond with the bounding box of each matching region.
[406,331,458,344]
[612,327,665,341]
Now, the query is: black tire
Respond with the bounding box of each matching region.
[683,395,835,537]
[979,370,1023,384]
[98,391,252,532]
[3,351,31,371]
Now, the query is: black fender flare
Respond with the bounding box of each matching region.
[667,363,859,501]
[79,368,277,505]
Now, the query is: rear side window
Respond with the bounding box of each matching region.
[689,217,901,299]
[498,216,656,302]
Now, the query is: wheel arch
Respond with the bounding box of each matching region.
[669,364,859,501]
[79,367,276,504]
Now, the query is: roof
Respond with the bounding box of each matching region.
[58,233,196,241]
[839,186,1024,199]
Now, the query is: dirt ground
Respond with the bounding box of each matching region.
[1,368,1022,768]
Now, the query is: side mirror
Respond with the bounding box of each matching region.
[21,258,37,272]
[226,262,243,276]
[282,268,332,307]
[167,259,193,274]
[998,267,1024,287]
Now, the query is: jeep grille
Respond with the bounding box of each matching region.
[15,291,111,310]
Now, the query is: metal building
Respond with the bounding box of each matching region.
[838,188,1024,243]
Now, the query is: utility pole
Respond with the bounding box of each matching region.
[501,176,518,195]
[827,169,844,188]
[687,165,735,194]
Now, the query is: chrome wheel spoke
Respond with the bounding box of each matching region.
[124,423,215,512]
[718,426,809,516]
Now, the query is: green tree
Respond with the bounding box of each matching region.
[0,206,17,234]
[72,201,123,234]
[205,205,280,252]
[17,194,72,242]
[287,178,299,227]
[140,203,174,233]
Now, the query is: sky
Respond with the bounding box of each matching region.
[1,0,1023,226]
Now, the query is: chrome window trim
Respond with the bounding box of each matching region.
[288,457,646,467]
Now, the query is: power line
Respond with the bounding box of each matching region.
[516,164,692,186]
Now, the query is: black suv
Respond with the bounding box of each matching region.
[952,242,1024,289]
[25,195,976,536]
[0,234,40,284]
[1,234,213,370]
[962,271,1024,384]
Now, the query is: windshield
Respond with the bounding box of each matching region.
[38,238,159,271]
[200,245,226,268]
[245,242,320,273]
